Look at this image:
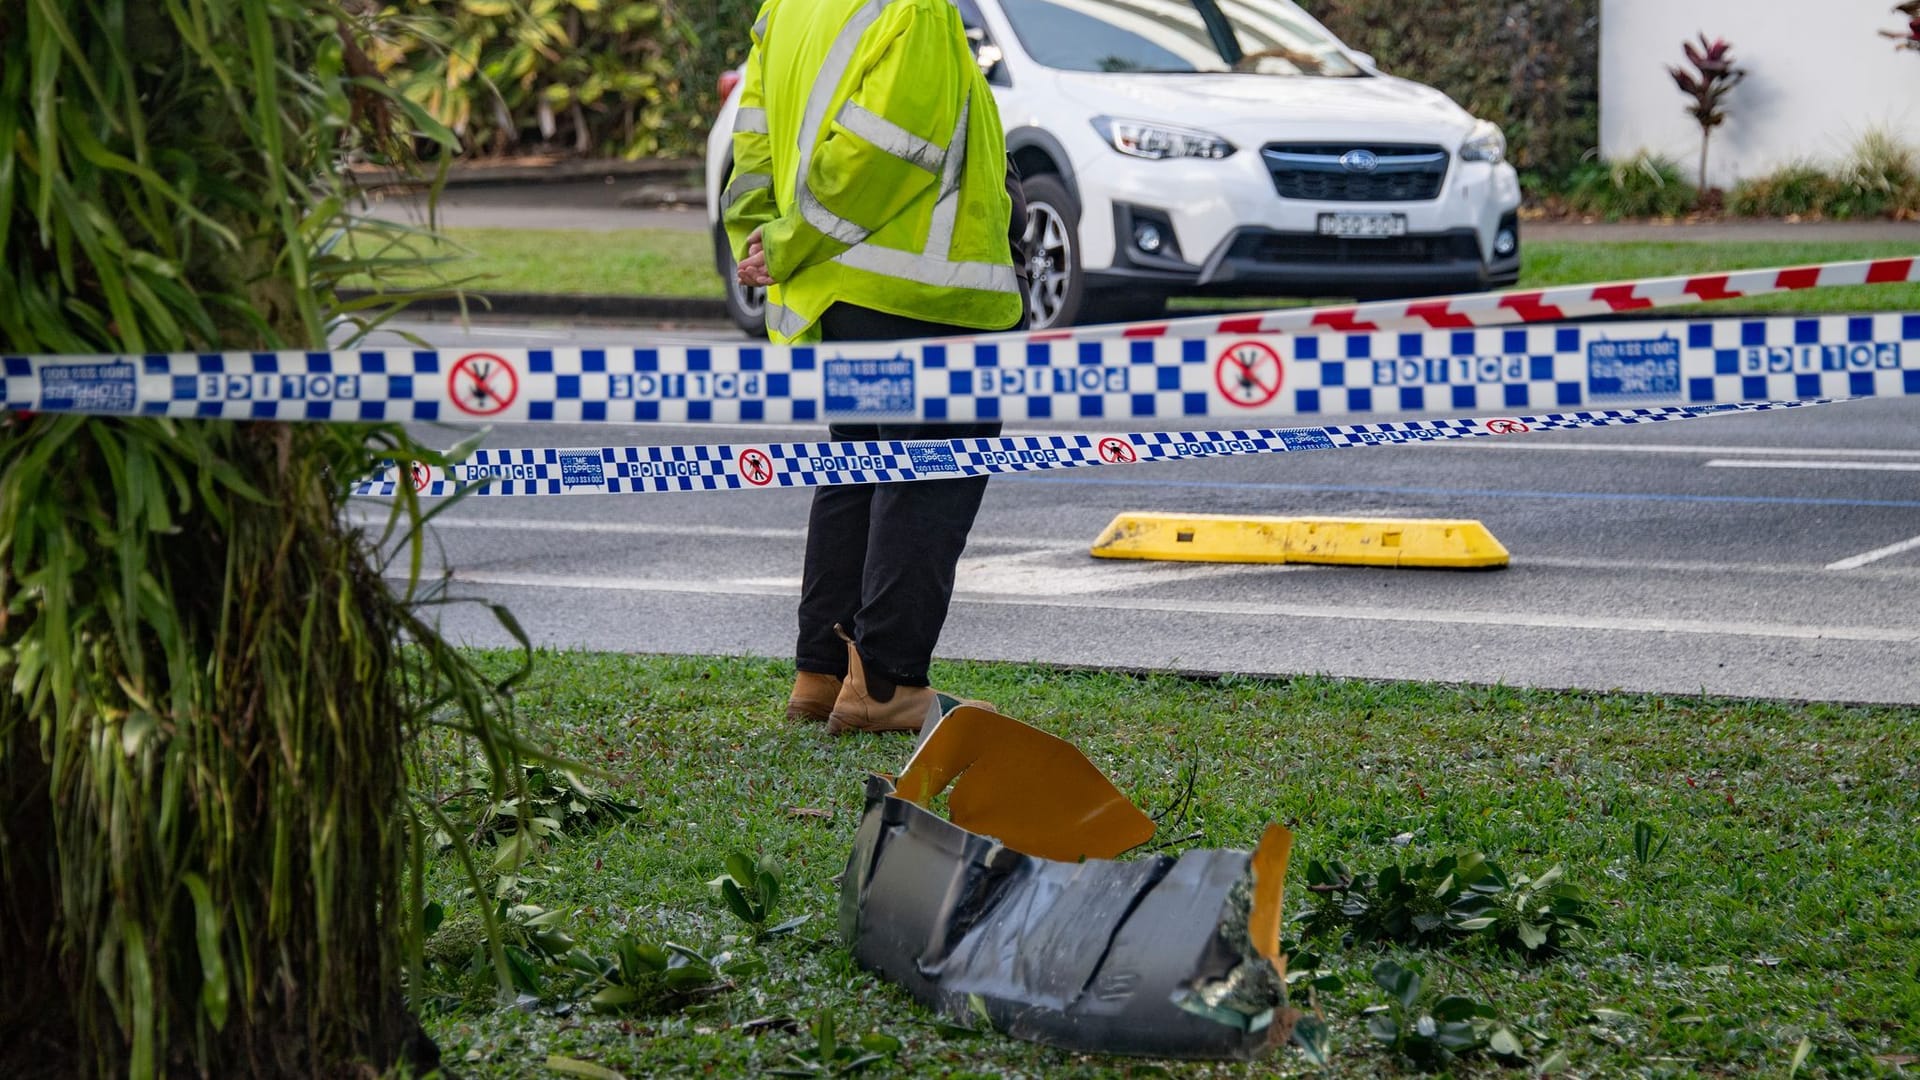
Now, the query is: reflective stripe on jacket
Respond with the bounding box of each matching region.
[723,0,1024,344]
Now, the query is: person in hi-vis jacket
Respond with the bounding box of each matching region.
[724,0,1026,734]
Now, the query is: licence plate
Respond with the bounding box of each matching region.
[1318,212,1407,238]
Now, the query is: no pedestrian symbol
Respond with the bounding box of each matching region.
[409,462,432,492]
[737,448,774,486]
[1484,418,1531,434]
[1214,341,1283,408]
[1097,437,1137,463]
[449,352,518,416]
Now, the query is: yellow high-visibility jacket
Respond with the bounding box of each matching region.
[722,0,1025,344]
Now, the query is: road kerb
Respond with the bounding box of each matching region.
[1088,513,1510,569]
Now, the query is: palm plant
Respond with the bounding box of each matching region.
[0,2,531,1074]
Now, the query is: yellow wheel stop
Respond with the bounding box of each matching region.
[1089,512,1509,569]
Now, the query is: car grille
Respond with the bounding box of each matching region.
[1262,144,1450,202]
[1228,232,1480,266]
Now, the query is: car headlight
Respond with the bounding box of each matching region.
[1092,117,1236,161]
[1460,120,1506,165]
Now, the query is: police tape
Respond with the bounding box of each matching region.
[353,398,1830,499]
[985,255,1920,343]
[8,309,1919,426]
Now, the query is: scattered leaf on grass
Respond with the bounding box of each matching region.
[742,1015,804,1037]
[546,1055,629,1080]
[1789,1036,1813,1077]
[788,806,832,819]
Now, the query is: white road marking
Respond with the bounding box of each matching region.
[633,553,1279,597]
[1703,459,1920,472]
[459,326,576,340]
[407,569,1920,644]
[1435,442,1920,458]
[1827,533,1920,570]
[361,516,1920,579]
[953,550,1283,595]
[1519,554,1920,579]
[361,515,806,541]
[354,514,1057,548]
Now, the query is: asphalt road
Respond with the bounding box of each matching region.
[359,178,1920,246]
[351,315,1920,705]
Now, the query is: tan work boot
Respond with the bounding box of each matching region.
[826,645,936,736]
[826,628,941,736]
[786,671,843,723]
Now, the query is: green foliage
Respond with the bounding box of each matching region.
[572,935,752,1011]
[439,762,638,893]
[1297,852,1596,956]
[1303,0,1598,181]
[768,1011,904,1077]
[424,898,754,1009]
[1362,960,1534,1071]
[1832,129,1920,219]
[1563,153,1697,220]
[715,850,813,942]
[1728,163,1839,217]
[1631,820,1671,868]
[368,0,758,158]
[0,2,532,1075]
[1723,133,1920,220]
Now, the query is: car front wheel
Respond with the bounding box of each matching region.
[1020,174,1164,329]
[1019,174,1086,330]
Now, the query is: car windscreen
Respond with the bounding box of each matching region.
[996,0,1363,76]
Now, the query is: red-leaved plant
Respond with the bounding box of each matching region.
[1668,34,1746,192]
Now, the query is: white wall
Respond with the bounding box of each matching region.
[1601,0,1920,187]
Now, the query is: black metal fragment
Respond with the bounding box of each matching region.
[839,774,1292,1061]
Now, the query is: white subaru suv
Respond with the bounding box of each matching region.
[705,0,1522,332]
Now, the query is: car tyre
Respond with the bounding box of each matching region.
[1019,174,1090,329]
[1021,174,1165,329]
[712,221,768,337]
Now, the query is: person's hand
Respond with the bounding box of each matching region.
[737,228,776,287]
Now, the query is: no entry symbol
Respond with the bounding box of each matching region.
[1484,418,1531,435]
[1214,341,1283,408]
[448,352,518,416]
[1097,437,1137,464]
[737,448,774,486]
[409,462,432,493]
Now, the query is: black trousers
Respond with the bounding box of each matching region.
[795,304,1004,685]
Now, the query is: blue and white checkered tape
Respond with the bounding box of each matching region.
[351,399,1829,498]
[7,314,1919,424]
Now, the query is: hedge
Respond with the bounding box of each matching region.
[1299,0,1599,181]
[383,0,1597,177]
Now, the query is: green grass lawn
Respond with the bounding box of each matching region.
[362,230,1920,316]
[349,227,726,300]
[417,652,1919,1078]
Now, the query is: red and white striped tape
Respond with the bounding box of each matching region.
[977,257,1920,345]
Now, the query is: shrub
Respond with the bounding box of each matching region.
[1832,129,1920,219]
[1728,163,1839,217]
[1302,0,1599,182]
[1563,153,1697,220]
[1,3,529,1074]
[367,0,757,160]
